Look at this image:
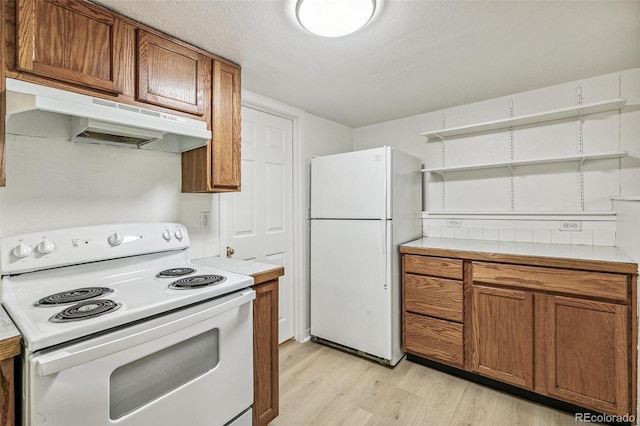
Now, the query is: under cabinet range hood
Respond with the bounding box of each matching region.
[5,78,211,153]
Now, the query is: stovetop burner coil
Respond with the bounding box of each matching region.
[35,287,114,306]
[50,299,122,323]
[169,275,226,289]
[157,267,196,278]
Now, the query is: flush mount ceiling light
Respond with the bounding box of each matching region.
[296,0,376,37]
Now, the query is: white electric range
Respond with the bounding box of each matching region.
[0,223,255,426]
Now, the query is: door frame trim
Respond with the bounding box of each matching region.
[240,90,309,342]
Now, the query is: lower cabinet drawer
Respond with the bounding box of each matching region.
[404,274,463,322]
[404,255,463,280]
[472,262,628,302]
[404,312,463,368]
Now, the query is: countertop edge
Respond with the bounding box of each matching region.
[251,266,285,285]
[0,335,21,360]
[0,307,21,360]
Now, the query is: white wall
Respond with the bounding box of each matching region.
[0,108,222,260]
[1,121,181,233]
[178,193,220,260]
[614,199,640,262]
[303,112,354,211]
[354,69,640,246]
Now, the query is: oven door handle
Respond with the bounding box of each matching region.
[34,289,255,377]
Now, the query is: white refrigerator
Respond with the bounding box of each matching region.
[310,146,422,366]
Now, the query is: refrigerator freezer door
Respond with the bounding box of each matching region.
[311,147,390,219]
[310,219,392,360]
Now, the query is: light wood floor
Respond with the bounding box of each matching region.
[271,341,586,426]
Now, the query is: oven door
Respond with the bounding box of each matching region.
[24,289,255,426]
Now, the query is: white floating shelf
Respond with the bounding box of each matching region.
[421,98,627,141]
[611,195,640,202]
[423,210,616,216]
[422,151,628,174]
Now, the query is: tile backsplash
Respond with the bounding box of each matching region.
[423,217,616,246]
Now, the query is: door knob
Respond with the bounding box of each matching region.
[226,246,235,257]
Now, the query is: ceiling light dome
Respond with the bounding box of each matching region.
[296,0,376,38]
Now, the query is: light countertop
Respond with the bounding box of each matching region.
[192,256,284,285]
[401,238,638,273]
[0,307,21,359]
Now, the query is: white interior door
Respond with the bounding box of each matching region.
[220,106,294,344]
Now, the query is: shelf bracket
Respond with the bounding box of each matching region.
[577,86,584,122]
[509,100,515,211]
[578,157,586,212]
[576,87,585,211]
[441,113,447,210]
[578,157,586,211]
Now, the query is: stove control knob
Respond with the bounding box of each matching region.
[37,238,56,255]
[174,229,184,240]
[12,241,33,259]
[108,231,124,246]
[162,229,172,241]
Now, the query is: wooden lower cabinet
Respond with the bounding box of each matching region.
[543,295,629,415]
[0,333,21,426]
[402,256,465,370]
[252,277,279,426]
[0,358,14,426]
[400,250,637,418]
[470,285,534,390]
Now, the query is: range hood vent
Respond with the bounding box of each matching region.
[70,117,164,147]
[5,78,212,153]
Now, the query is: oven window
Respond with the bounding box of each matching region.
[109,329,219,420]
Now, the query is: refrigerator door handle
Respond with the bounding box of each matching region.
[382,146,393,219]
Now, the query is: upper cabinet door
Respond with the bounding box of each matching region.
[16,0,122,93]
[137,30,207,116]
[211,60,241,189]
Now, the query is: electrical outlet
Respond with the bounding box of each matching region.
[560,221,581,231]
[200,211,210,231]
[447,219,462,228]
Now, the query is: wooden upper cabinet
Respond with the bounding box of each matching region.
[211,60,241,189]
[137,30,207,116]
[16,0,122,93]
[181,59,241,193]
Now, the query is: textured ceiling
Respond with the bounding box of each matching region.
[93,0,640,128]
